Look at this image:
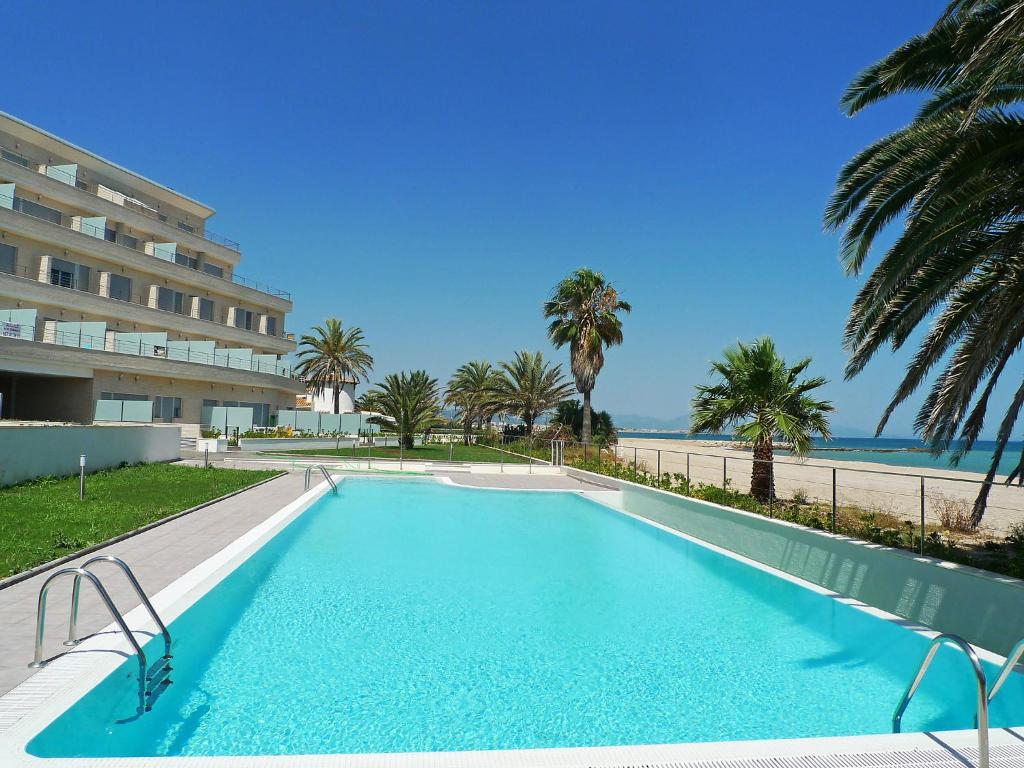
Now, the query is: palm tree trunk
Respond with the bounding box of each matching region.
[403,432,414,450]
[751,437,774,502]
[582,389,593,444]
[333,385,340,415]
[463,416,472,446]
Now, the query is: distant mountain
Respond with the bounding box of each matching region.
[610,413,689,431]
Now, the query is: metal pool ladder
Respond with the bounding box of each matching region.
[304,464,337,493]
[29,556,173,715]
[892,633,988,768]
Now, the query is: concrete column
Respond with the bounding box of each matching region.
[189,296,201,319]
[37,254,52,283]
[226,307,238,328]
[42,319,56,344]
[147,285,160,309]
[97,271,111,298]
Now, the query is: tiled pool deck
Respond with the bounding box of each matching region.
[1,462,1018,768]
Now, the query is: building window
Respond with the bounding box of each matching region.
[50,258,89,291]
[13,197,63,225]
[100,391,149,401]
[202,262,223,278]
[118,233,139,249]
[157,287,186,314]
[108,273,132,302]
[198,297,215,321]
[265,316,277,336]
[239,401,271,427]
[153,395,182,422]
[104,228,117,243]
[1,148,29,168]
[234,308,253,331]
[0,243,15,274]
[177,221,195,234]
[174,252,199,270]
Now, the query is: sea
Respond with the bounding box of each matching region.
[617,433,1024,477]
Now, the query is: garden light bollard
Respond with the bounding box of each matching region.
[449,440,454,462]
[204,447,209,469]
[831,467,837,533]
[920,476,926,555]
[79,454,86,500]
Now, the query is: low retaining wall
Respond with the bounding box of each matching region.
[567,467,1024,656]
[241,436,424,452]
[0,424,180,486]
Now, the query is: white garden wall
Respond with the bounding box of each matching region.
[0,425,180,486]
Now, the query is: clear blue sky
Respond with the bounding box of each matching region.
[7,1,993,436]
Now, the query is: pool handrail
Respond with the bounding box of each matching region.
[304,464,338,493]
[29,567,150,714]
[892,633,988,768]
[987,637,1024,704]
[66,555,172,661]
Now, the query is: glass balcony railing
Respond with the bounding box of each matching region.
[0,184,291,300]
[0,143,243,252]
[0,317,298,380]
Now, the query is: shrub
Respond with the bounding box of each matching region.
[933,494,977,533]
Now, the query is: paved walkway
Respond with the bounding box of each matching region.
[0,471,307,696]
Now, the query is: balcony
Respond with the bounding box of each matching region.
[0,261,293,354]
[0,143,242,252]
[0,315,300,381]
[0,183,291,302]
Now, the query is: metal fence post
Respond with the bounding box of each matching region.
[584,441,589,463]
[449,439,454,462]
[686,452,690,484]
[657,450,661,481]
[722,456,727,490]
[831,467,837,533]
[400,434,404,470]
[920,476,926,555]
[633,447,638,480]
[529,437,533,474]
[768,461,773,518]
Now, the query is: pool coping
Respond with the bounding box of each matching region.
[0,472,1016,767]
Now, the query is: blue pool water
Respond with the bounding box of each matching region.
[28,479,1024,757]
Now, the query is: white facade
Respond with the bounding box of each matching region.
[310,382,356,413]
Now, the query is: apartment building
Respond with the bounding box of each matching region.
[0,111,304,434]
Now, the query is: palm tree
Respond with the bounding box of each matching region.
[494,351,574,436]
[551,399,617,444]
[691,338,834,501]
[824,0,1024,524]
[445,361,501,445]
[544,268,631,445]
[360,370,444,449]
[295,319,373,414]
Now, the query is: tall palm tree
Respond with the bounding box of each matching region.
[691,338,834,501]
[544,268,631,445]
[445,361,501,445]
[824,0,1024,524]
[494,351,574,436]
[295,319,373,414]
[361,370,444,449]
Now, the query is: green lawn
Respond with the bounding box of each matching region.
[0,464,281,578]
[276,442,533,464]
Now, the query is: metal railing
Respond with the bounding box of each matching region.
[304,464,338,493]
[587,440,1024,544]
[0,318,298,380]
[891,633,988,768]
[0,184,290,300]
[29,565,171,715]
[1,142,241,252]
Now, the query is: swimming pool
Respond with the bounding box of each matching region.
[19,477,1024,758]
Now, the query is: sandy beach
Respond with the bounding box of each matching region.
[615,438,1024,537]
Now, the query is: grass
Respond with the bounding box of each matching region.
[0,463,281,578]
[274,442,532,463]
